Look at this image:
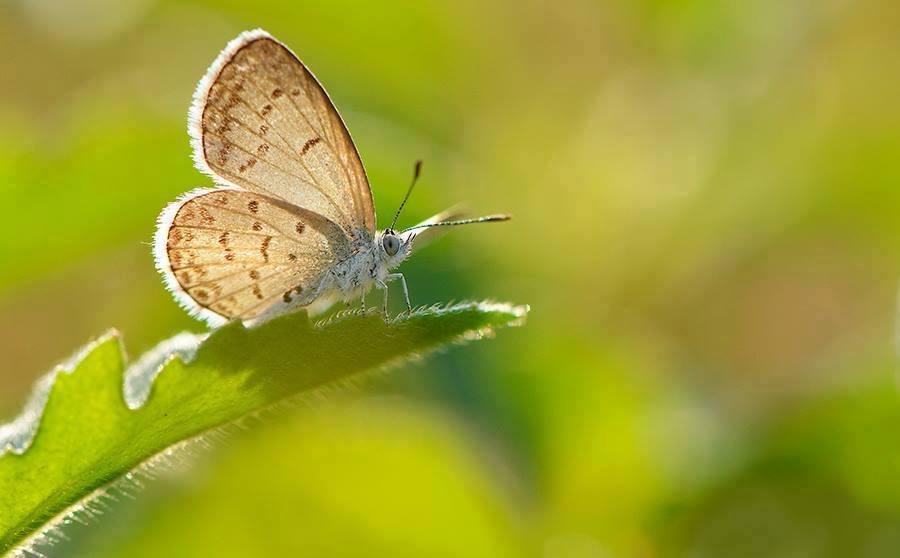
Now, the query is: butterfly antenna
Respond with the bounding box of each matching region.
[400,214,511,233]
[389,160,422,232]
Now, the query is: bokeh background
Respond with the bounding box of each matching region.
[2,0,900,556]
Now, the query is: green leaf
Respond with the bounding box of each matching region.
[0,302,528,556]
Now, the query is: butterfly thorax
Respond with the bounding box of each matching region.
[323,230,411,300]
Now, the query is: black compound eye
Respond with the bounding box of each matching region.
[383,234,400,256]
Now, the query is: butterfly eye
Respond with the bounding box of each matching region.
[383,234,400,256]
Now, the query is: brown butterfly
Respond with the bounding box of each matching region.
[153,29,508,327]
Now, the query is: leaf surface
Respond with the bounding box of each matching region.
[0,302,527,555]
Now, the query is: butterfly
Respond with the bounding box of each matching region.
[153,29,509,327]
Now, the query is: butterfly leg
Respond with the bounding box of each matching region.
[385,273,412,313]
[376,278,390,315]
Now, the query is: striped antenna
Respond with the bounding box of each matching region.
[389,160,422,232]
[400,215,510,233]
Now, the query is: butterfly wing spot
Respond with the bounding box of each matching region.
[271,88,283,98]
[218,232,230,246]
[252,285,264,300]
[212,297,237,315]
[287,253,298,262]
[215,116,235,136]
[260,103,273,116]
[215,142,232,166]
[249,270,260,280]
[256,143,270,156]
[198,207,215,225]
[194,289,209,301]
[238,158,257,173]
[282,284,303,303]
[224,92,240,112]
[252,221,263,231]
[171,250,200,267]
[291,88,301,96]
[295,221,305,235]
[259,124,269,135]
[248,200,259,213]
[260,236,272,262]
[225,253,235,262]
[300,137,321,156]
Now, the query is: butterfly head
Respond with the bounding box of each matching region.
[378,228,414,265]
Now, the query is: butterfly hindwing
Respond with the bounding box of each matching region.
[190,29,376,239]
[154,188,351,326]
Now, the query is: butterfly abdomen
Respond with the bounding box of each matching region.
[325,243,384,298]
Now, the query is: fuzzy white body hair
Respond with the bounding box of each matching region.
[328,230,413,300]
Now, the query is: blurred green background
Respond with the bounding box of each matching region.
[2,0,900,556]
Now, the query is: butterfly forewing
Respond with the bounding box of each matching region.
[156,188,351,325]
[190,30,376,239]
